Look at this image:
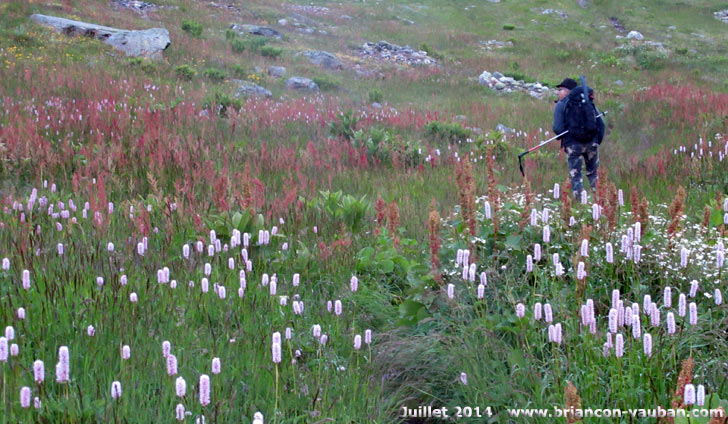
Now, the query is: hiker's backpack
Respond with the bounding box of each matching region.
[563,86,598,143]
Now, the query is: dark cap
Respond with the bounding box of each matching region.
[556,78,578,90]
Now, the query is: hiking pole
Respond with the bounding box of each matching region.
[517,111,608,176]
[518,131,567,176]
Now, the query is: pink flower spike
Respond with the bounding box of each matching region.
[199,374,211,406]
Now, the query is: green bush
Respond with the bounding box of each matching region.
[503,24,515,30]
[225,29,238,41]
[368,89,383,104]
[313,76,339,91]
[204,92,243,117]
[247,38,267,51]
[231,39,246,53]
[329,110,359,140]
[260,46,283,58]
[202,67,226,82]
[174,65,197,80]
[181,20,203,37]
[419,43,444,61]
[424,121,471,143]
[231,64,247,78]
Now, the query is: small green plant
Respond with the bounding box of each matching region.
[303,190,372,234]
[181,20,203,37]
[204,92,243,117]
[313,75,339,91]
[260,46,283,58]
[231,64,247,78]
[424,121,471,144]
[231,39,246,53]
[225,29,238,41]
[247,38,267,51]
[202,67,226,82]
[503,24,515,30]
[419,43,444,61]
[328,110,359,140]
[174,65,196,80]
[368,89,383,104]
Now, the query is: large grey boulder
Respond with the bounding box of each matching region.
[285,77,318,92]
[302,51,343,70]
[30,14,169,58]
[626,30,644,40]
[229,24,282,39]
[268,66,286,78]
[714,10,728,23]
[233,80,272,98]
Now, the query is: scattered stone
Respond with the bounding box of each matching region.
[478,70,556,99]
[233,80,272,98]
[609,17,626,33]
[487,0,500,3]
[614,80,624,86]
[208,1,241,14]
[479,40,513,50]
[268,66,286,78]
[496,123,515,134]
[229,24,282,39]
[288,13,328,35]
[578,0,589,8]
[341,15,352,20]
[302,51,343,70]
[278,19,288,26]
[285,4,330,16]
[359,40,437,66]
[627,30,644,40]
[644,40,665,50]
[30,14,169,58]
[668,25,677,30]
[111,0,156,15]
[286,77,319,92]
[714,10,728,23]
[371,102,382,109]
[534,8,567,19]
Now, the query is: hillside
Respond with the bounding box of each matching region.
[0,0,728,422]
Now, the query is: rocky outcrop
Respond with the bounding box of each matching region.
[233,80,272,98]
[111,0,156,15]
[229,24,282,39]
[286,77,318,92]
[268,66,286,78]
[302,51,343,70]
[715,10,728,23]
[358,41,436,66]
[478,70,556,99]
[30,14,169,58]
[479,40,513,50]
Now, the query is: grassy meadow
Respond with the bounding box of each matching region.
[1,0,728,422]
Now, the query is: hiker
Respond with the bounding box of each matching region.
[553,78,605,197]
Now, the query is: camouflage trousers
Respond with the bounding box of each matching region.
[564,141,599,196]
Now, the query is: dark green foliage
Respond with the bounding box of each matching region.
[174,64,196,80]
[424,121,471,143]
[329,110,359,140]
[231,39,246,53]
[368,89,383,104]
[181,20,203,37]
[202,67,226,82]
[313,75,339,91]
[260,46,283,58]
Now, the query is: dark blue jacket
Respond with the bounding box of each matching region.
[553,92,605,147]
